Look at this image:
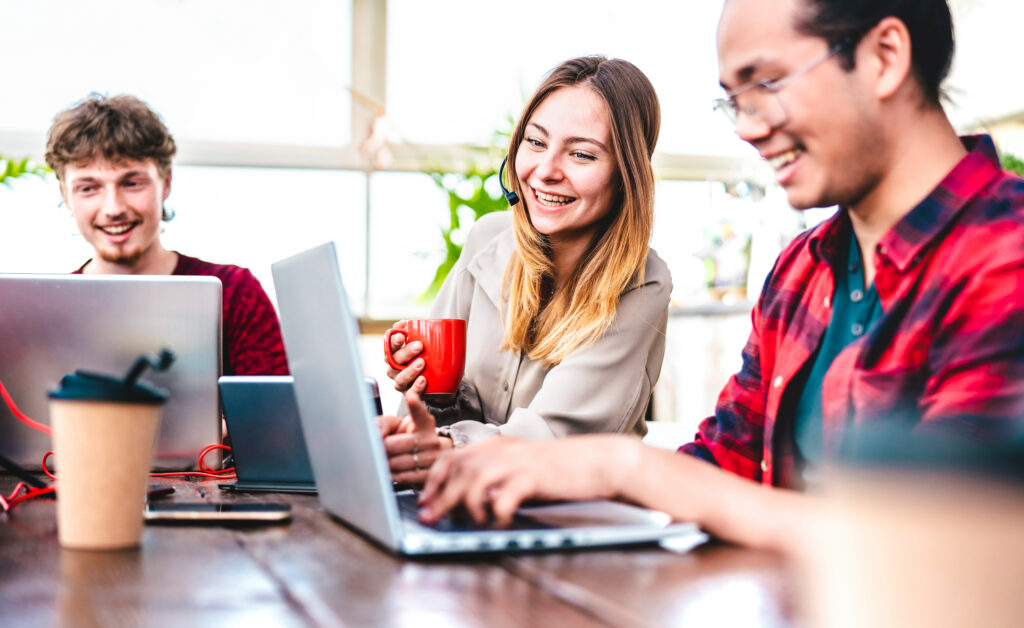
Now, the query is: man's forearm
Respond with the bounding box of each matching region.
[617,442,816,553]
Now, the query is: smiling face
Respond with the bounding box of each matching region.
[61,158,171,270]
[717,0,886,210]
[514,85,620,251]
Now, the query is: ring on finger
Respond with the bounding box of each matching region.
[412,434,420,455]
[413,452,420,472]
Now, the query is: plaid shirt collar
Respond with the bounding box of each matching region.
[807,135,1004,272]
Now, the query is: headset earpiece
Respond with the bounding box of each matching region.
[498,156,520,206]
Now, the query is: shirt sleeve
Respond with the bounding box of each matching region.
[223,269,290,376]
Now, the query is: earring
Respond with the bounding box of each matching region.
[162,204,176,221]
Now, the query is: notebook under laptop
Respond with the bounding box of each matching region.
[0,273,222,469]
[271,242,706,556]
[218,376,317,494]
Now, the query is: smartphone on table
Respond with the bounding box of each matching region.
[144,502,292,523]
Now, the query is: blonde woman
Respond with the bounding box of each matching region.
[380,56,671,485]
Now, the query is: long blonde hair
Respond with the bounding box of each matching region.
[501,56,660,367]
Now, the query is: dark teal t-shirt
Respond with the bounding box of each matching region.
[792,230,884,467]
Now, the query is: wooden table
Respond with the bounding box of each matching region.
[0,476,794,627]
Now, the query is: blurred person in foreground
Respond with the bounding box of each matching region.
[45,93,288,376]
[379,56,671,484]
[416,0,1024,550]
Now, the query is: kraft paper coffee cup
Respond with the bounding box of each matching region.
[49,369,168,550]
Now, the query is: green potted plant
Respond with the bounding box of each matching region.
[0,155,48,186]
[1001,151,1024,177]
[421,120,514,301]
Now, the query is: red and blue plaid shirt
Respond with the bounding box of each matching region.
[681,135,1024,488]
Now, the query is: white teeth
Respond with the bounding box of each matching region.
[100,223,133,235]
[767,148,804,171]
[534,190,575,206]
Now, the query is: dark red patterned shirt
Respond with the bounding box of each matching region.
[75,254,289,376]
[681,136,1024,487]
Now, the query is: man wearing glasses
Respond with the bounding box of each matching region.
[413,0,1024,550]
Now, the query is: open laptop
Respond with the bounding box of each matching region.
[218,376,317,494]
[0,274,222,469]
[272,242,706,555]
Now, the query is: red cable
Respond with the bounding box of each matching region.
[41,451,56,480]
[1,377,238,510]
[198,443,235,474]
[1,482,27,512]
[5,482,26,501]
[0,379,52,436]
[0,481,56,513]
[5,487,55,509]
[149,442,236,477]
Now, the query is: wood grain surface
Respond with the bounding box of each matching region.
[0,476,793,627]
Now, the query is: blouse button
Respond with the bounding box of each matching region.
[773,376,784,389]
[850,289,864,303]
[851,323,865,336]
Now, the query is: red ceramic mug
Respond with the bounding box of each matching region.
[384,319,466,403]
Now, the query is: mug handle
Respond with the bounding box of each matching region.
[383,328,410,371]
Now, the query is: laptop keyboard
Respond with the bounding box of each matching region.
[395,492,549,532]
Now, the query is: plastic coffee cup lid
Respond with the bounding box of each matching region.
[48,370,168,405]
[48,349,174,405]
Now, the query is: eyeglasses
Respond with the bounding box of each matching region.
[713,42,846,129]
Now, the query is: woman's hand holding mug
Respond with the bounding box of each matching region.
[383,319,466,403]
[383,320,426,394]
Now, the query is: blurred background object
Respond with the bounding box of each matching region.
[0,156,49,187]
[800,426,1024,628]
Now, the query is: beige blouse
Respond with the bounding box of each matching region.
[423,211,671,447]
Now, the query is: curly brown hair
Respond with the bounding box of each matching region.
[45,93,177,182]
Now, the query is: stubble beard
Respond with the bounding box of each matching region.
[96,242,147,269]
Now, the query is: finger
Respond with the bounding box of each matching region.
[391,468,431,486]
[434,448,498,525]
[391,340,423,364]
[419,450,452,503]
[397,415,416,434]
[391,450,442,481]
[393,361,425,391]
[389,331,407,352]
[462,467,501,525]
[388,450,440,473]
[377,415,404,437]
[384,431,442,457]
[489,475,534,528]
[406,389,436,432]
[418,451,461,520]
